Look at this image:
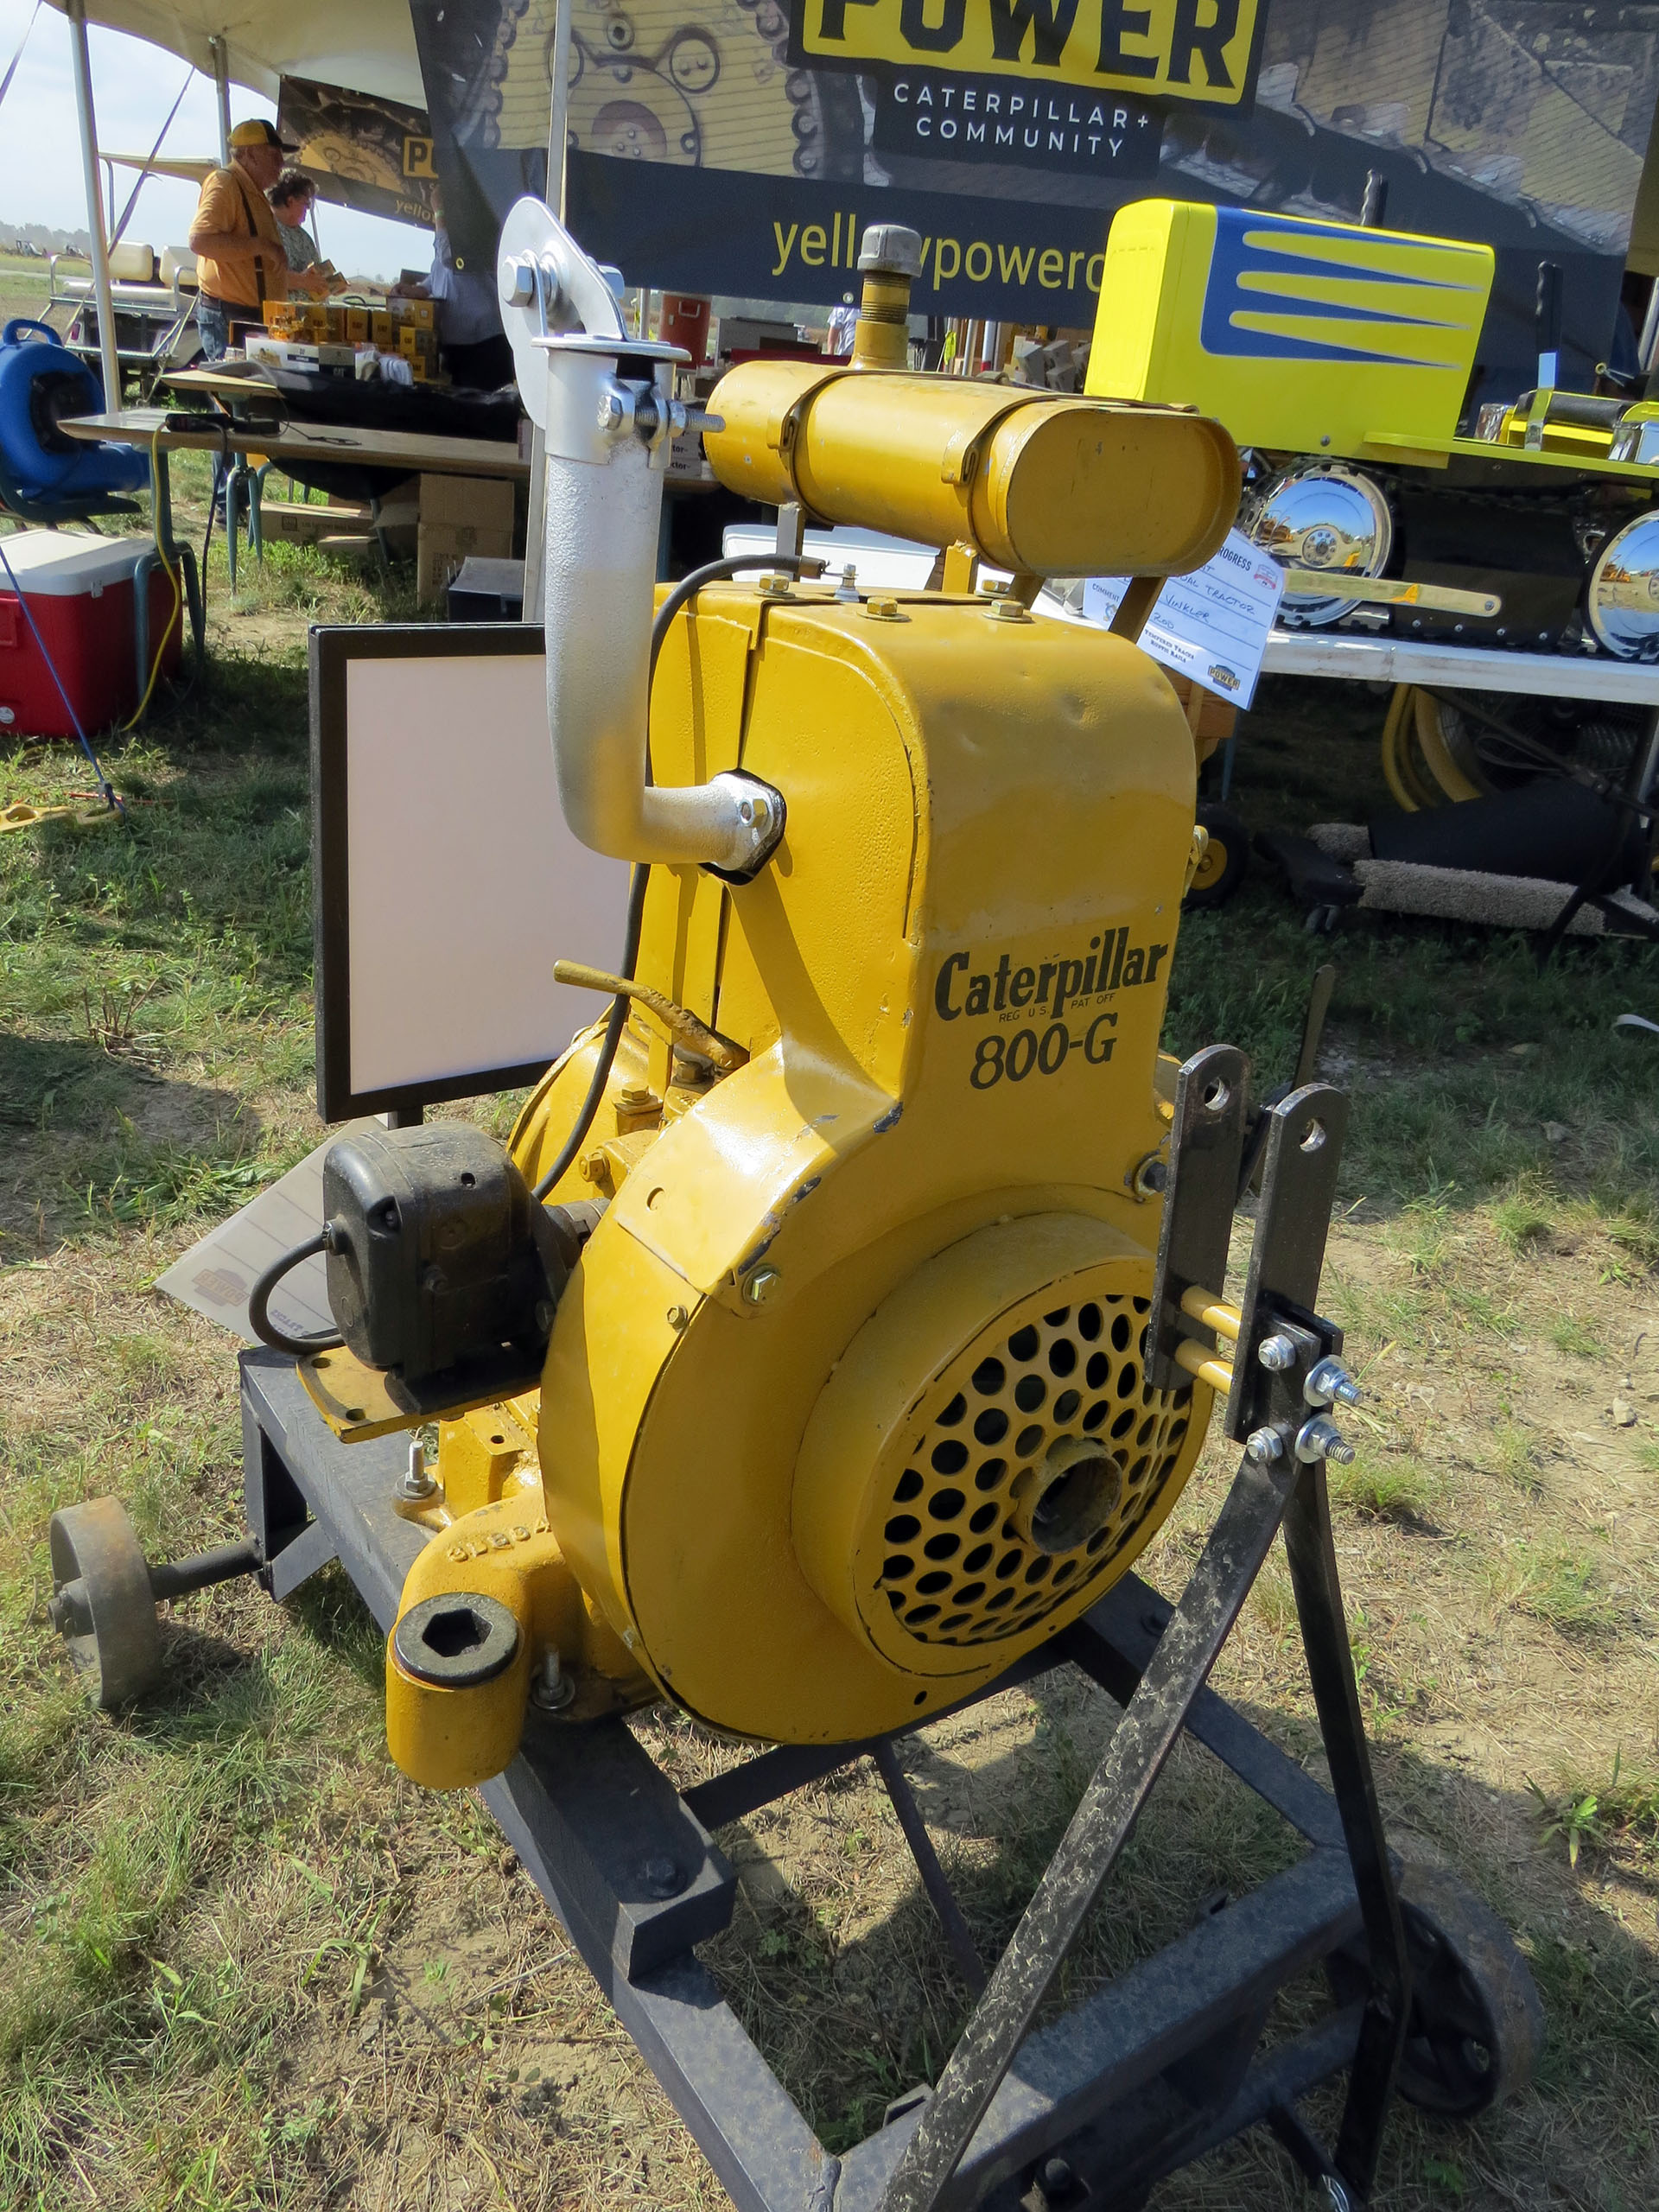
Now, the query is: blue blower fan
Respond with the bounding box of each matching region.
[0,319,149,520]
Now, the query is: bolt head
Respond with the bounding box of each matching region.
[1257,1333,1297,1372]
[743,1266,782,1306]
[1244,1426,1285,1465]
[641,1853,685,1898]
[596,388,626,430]
[666,1303,690,1332]
[1295,1414,1354,1465]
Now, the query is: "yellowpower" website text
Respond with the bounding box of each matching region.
[771,212,1105,293]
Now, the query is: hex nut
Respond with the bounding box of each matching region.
[1132,1153,1170,1198]
[530,1647,576,1711]
[401,1436,436,1500]
[1306,1355,1363,1408]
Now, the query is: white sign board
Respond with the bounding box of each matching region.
[313,632,631,1118]
[1082,531,1286,710]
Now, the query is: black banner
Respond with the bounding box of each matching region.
[410,0,1659,388]
[568,149,1113,317]
[276,76,439,229]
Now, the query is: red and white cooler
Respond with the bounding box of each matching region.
[0,530,183,740]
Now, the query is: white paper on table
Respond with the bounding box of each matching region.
[1080,530,1286,711]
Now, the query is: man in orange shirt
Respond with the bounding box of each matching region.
[188,118,295,358]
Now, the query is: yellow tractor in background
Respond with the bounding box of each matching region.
[1089,198,1659,818]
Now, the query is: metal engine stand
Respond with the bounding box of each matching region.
[58,1049,1543,2211]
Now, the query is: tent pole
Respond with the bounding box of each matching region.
[549,0,571,220]
[64,0,121,410]
[209,34,230,163]
[110,65,194,252]
[522,0,575,626]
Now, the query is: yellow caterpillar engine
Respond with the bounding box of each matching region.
[287,211,1241,1789]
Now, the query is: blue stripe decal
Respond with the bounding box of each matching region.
[1236,221,1484,289]
[1235,284,1455,329]
[1200,208,1471,367]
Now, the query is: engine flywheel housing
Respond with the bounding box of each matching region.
[793,1213,1209,1679]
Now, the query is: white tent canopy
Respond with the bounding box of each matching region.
[37,0,424,408]
[43,0,423,103]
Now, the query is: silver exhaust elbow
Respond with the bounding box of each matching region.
[499,200,782,879]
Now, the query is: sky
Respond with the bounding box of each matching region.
[0,0,432,281]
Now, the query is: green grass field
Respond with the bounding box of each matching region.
[2,517,1656,2209]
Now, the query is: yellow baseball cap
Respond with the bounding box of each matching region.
[228,118,296,151]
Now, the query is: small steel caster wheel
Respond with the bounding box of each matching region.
[1186,800,1251,911]
[48,1497,162,1710]
[1394,1862,1545,2117]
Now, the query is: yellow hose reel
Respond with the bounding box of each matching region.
[1380,686,1487,812]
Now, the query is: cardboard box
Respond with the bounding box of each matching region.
[260,497,372,544]
[245,337,321,372]
[346,307,369,344]
[418,473,515,532]
[374,489,421,532]
[417,522,512,606]
[397,327,418,359]
[372,309,393,347]
[415,480,515,607]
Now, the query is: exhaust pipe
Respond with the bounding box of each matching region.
[498,199,781,878]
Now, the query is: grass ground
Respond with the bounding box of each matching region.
[0,252,58,338]
[1,518,1656,2210]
